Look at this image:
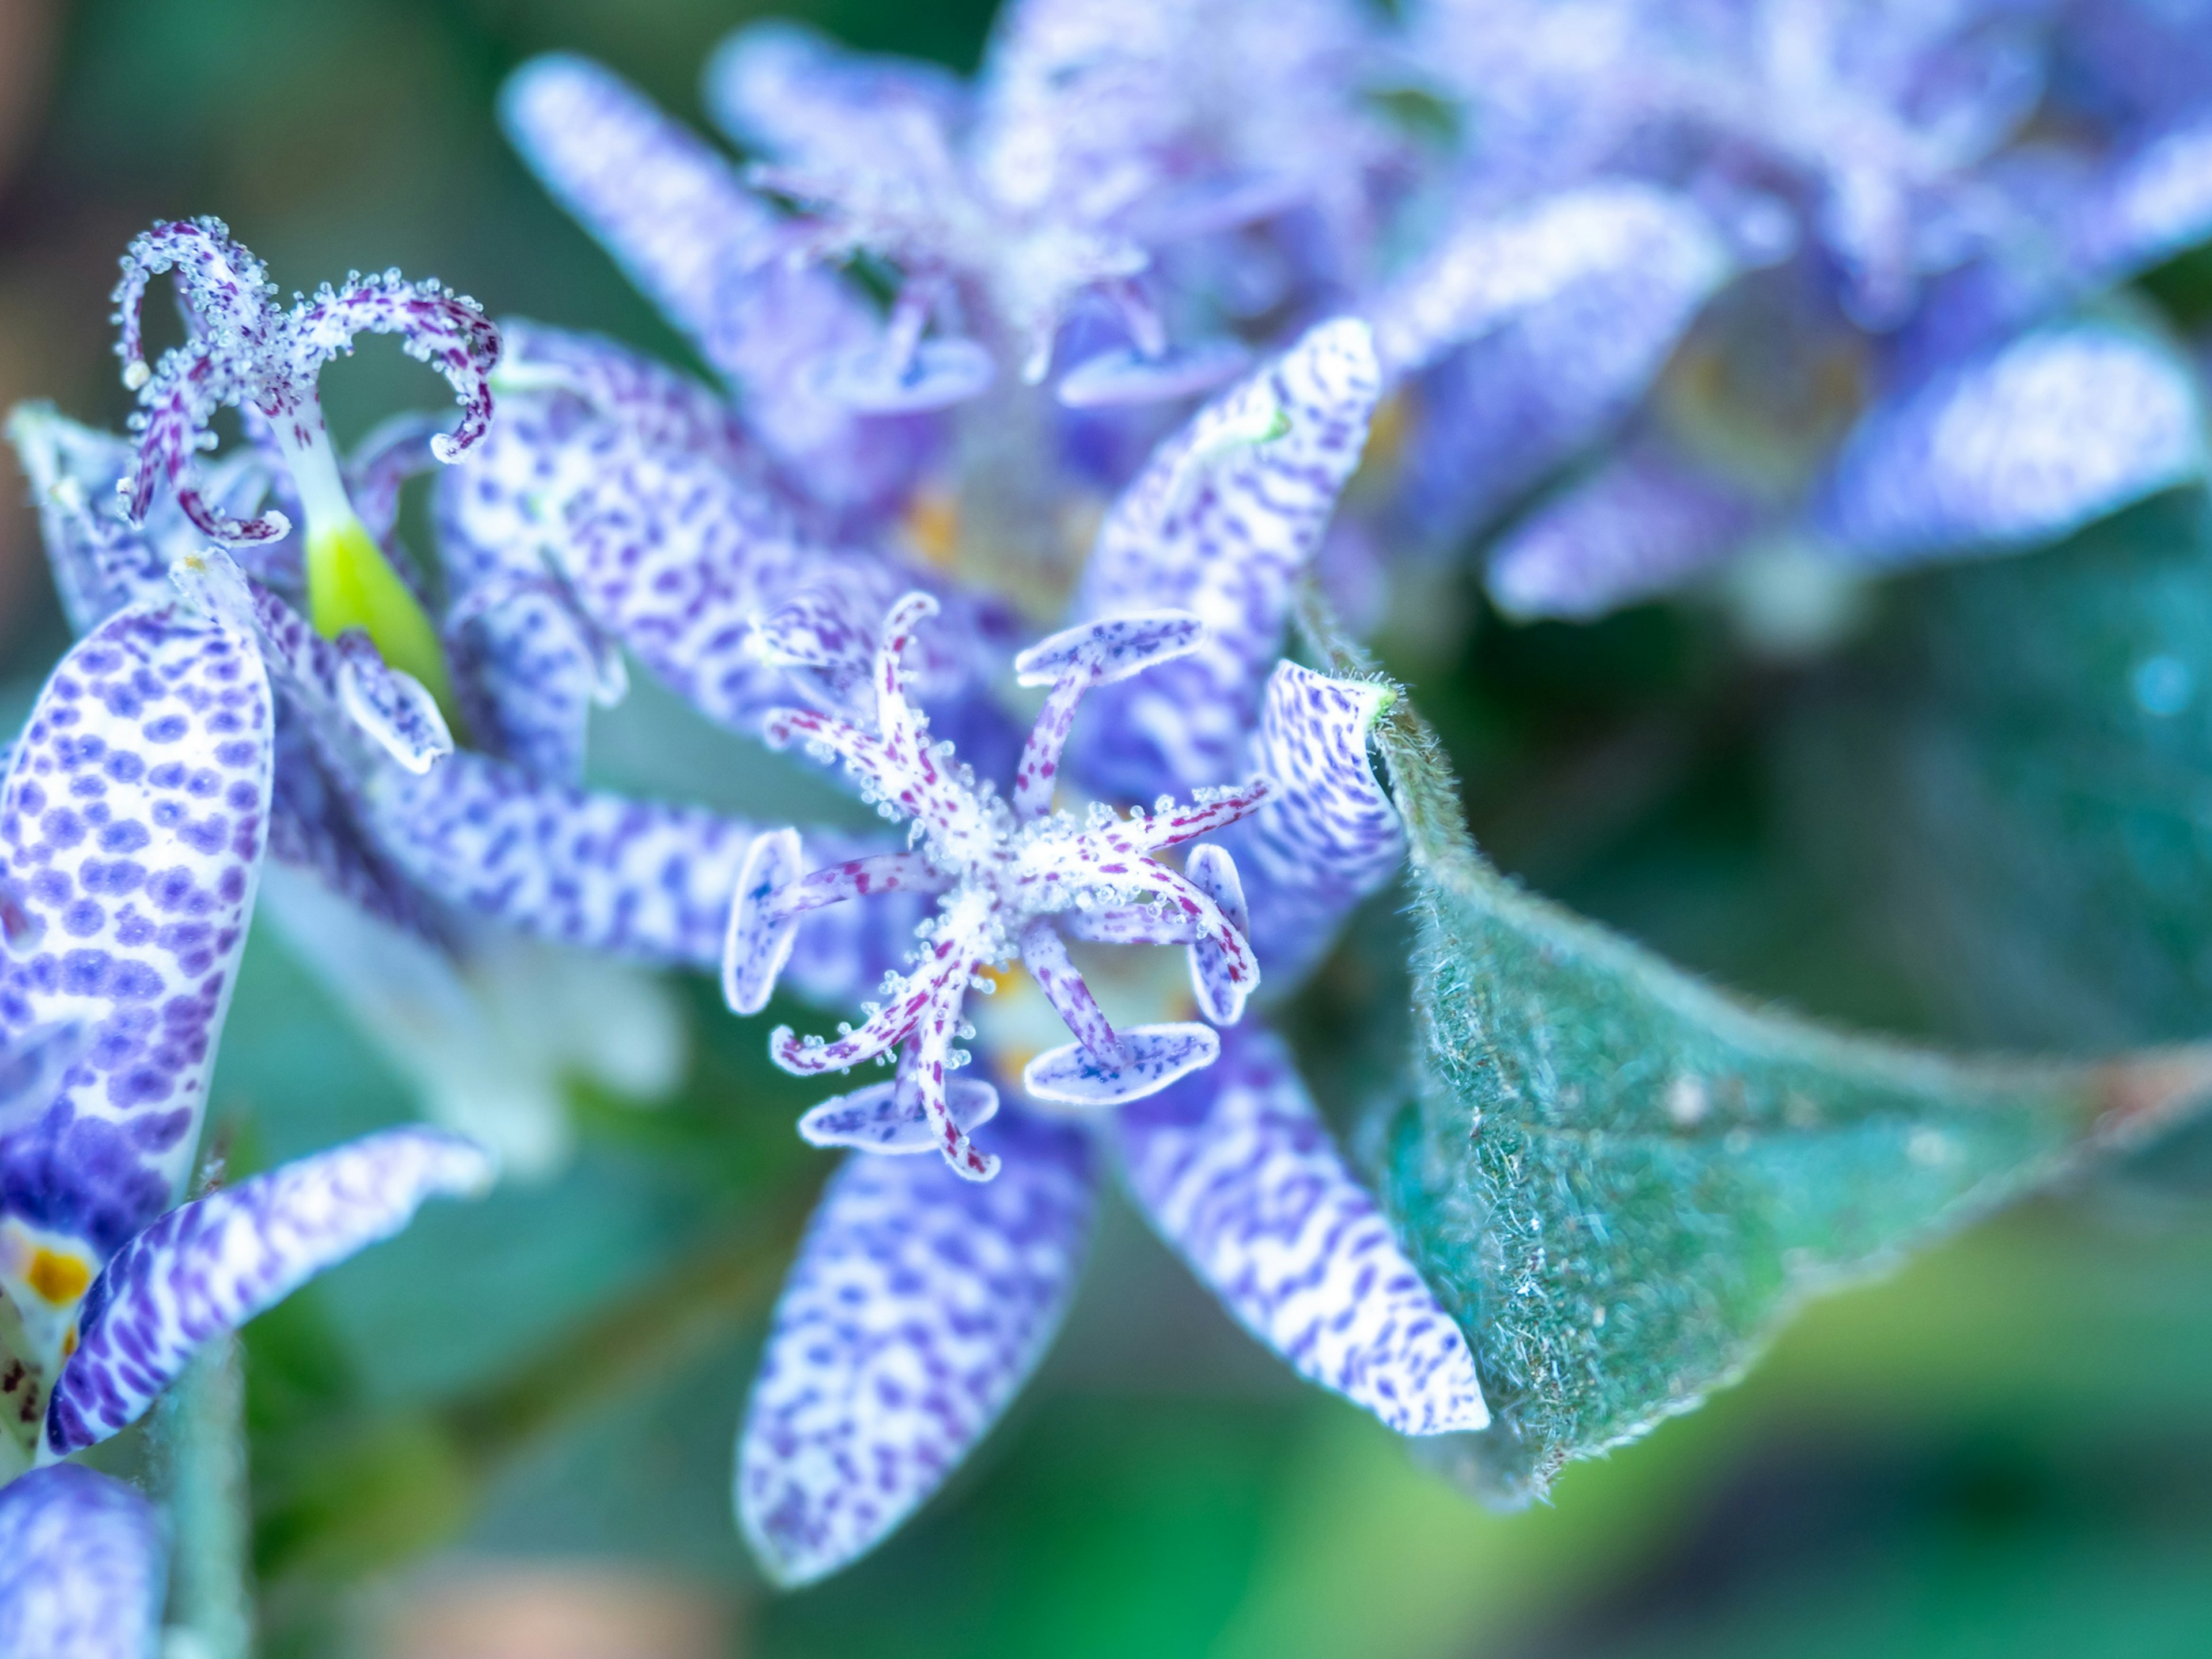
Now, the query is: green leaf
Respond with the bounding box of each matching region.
[1297,591,2212,1506]
[1787,489,2212,1049]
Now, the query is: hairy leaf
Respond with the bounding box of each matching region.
[1300,593,2212,1506]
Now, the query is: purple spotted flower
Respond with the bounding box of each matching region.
[725,596,1271,1181]
[1376,0,2212,620]
[8,225,702,1174]
[503,2,1396,419]
[0,596,491,1479]
[369,315,1490,1584]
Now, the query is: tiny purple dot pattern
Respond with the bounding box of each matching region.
[1821,321,2209,563]
[498,55,886,502]
[0,1465,163,1659]
[370,749,916,1003]
[1111,1027,1489,1437]
[1367,181,1729,380]
[737,1111,1096,1586]
[1074,319,1382,797]
[44,1126,493,1457]
[1219,663,1408,987]
[436,321,759,781]
[0,602,272,1257]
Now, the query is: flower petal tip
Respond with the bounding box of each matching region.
[1024,1022,1222,1106]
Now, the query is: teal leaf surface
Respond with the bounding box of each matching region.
[1298,594,2212,1506]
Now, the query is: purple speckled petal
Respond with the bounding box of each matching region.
[0,1465,164,1659]
[498,56,891,503]
[1370,183,1730,380]
[1075,319,1381,796]
[365,752,917,1004]
[43,1126,494,1457]
[722,828,804,1016]
[1486,445,1759,621]
[548,434,929,736]
[737,1111,1095,1585]
[1111,1027,1488,1437]
[499,55,810,385]
[1391,190,1736,550]
[168,552,450,775]
[797,1076,999,1154]
[0,601,271,1395]
[1215,665,1402,990]
[6,406,209,633]
[1022,1022,1219,1105]
[1821,321,2209,566]
[704,20,967,184]
[1183,841,1248,1024]
[265,706,441,941]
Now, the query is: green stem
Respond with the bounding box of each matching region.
[162,1335,257,1659]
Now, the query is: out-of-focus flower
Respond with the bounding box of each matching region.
[1384,0,2212,621]
[375,315,1490,1584]
[505,2,1396,420]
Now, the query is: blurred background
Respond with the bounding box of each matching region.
[6,1,2212,1656]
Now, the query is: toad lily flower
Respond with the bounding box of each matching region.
[112,215,499,718]
[725,595,1270,1180]
[0,595,490,1482]
[366,315,1490,1583]
[9,224,687,1176]
[503,0,1399,418]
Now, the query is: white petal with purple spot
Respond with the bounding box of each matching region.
[43,1126,494,1457]
[0,1466,164,1659]
[1111,1029,1489,1437]
[1023,1022,1221,1105]
[1075,319,1382,796]
[1823,321,2209,564]
[798,1078,1000,1153]
[738,1113,1094,1585]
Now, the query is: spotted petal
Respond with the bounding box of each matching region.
[1023,1022,1221,1105]
[0,1024,86,1138]
[366,752,917,1003]
[0,604,271,1332]
[1214,665,1404,990]
[0,1466,164,1659]
[1111,1028,1488,1437]
[798,1077,1000,1153]
[1369,183,1731,380]
[723,828,804,1016]
[1821,321,2209,566]
[3,407,176,635]
[738,1112,1096,1586]
[1391,192,1736,549]
[1486,446,1759,621]
[43,1127,493,1457]
[1075,319,1381,794]
[498,56,888,503]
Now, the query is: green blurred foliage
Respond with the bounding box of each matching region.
[3,1,2212,1656]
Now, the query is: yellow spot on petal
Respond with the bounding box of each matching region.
[306,514,461,728]
[900,486,962,572]
[25,1248,89,1306]
[60,1327,77,1359]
